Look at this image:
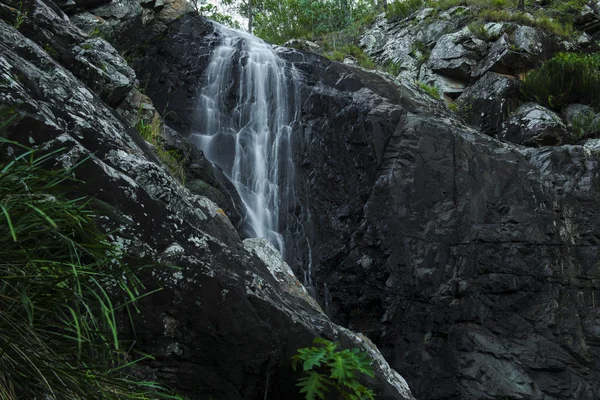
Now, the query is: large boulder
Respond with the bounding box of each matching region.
[500,102,570,146]
[360,7,469,82]
[72,37,137,106]
[454,71,520,136]
[427,27,481,80]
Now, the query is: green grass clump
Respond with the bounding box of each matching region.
[416,80,442,100]
[571,112,600,139]
[478,9,574,37]
[136,115,187,184]
[0,117,183,399]
[386,0,425,21]
[522,52,600,110]
[386,60,403,76]
[292,338,376,400]
[323,43,376,69]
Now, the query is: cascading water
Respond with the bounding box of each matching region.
[190,23,302,261]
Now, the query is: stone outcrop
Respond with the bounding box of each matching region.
[454,71,520,137]
[0,7,414,400]
[139,12,600,400]
[500,102,569,146]
[3,0,600,399]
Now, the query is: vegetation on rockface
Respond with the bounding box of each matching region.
[416,80,442,100]
[522,52,600,111]
[386,0,584,38]
[571,111,600,139]
[292,338,376,400]
[0,116,184,399]
[322,42,376,69]
[136,113,187,184]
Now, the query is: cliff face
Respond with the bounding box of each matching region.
[137,10,600,400]
[2,0,600,398]
[0,2,414,399]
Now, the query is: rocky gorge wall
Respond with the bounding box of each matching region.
[0,1,415,399]
[134,9,600,400]
[2,0,600,399]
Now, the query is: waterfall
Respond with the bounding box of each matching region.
[190,23,300,260]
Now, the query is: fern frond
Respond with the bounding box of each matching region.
[297,371,330,400]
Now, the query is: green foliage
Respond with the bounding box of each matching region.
[447,101,459,112]
[522,52,600,110]
[323,43,376,69]
[191,0,241,29]
[477,9,574,37]
[416,80,441,100]
[385,60,403,76]
[9,1,27,30]
[383,0,579,38]
[571,112,600,139]
[385,0,424,21]
[251,0,376,45]
[467,21,500,41]
[292,338,376,400]
[0,117,184,399]
[136,115,187,184]
[43,43,59,59]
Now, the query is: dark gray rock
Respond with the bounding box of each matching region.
[428,27,480,79]
[0,15,415,400]
[564,104,600,140]
[455,71,520,136]
[131,12,600,400]
[418,64,469,98]
[575,2,600,35]
[283,38,321,53]
[501,102,569,146]
[360,7,468,83]
[72,37,136,106]
[564,103,596,126]
[71,0,143,43]
[474,27,562,78]
[53,0,110,14]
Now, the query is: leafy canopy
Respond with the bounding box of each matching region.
[292,337,376,400]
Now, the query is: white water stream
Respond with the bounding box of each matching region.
[190,24,301,261]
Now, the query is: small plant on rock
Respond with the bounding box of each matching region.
[292,337,376,400]
[416,80,442,100]
[522,52,600,110]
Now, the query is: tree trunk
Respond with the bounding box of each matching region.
[248,0,253,33]
[517,0,524,10]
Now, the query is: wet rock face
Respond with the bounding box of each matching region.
[501,102,570,146]
[0,10,416,400]
[455,71,520,137]
[134,12,600,400]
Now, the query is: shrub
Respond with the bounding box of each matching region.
[323,44,376,69]
[386,60,403,76]
[522,52,600,110]
[571,112,600,139]
[386,0,424,21]
[0,117,183,399]
[292,338,376,400]
[136,114,187,184]
[416,80,442,100]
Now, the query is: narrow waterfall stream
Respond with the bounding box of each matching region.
[190,23,305,264]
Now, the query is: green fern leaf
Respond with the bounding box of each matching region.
[292,346,329,371]
[328,351,355,383]
[296,371,330,400]
[349,349,375,377]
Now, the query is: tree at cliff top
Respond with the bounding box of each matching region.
[238,0,376,44]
